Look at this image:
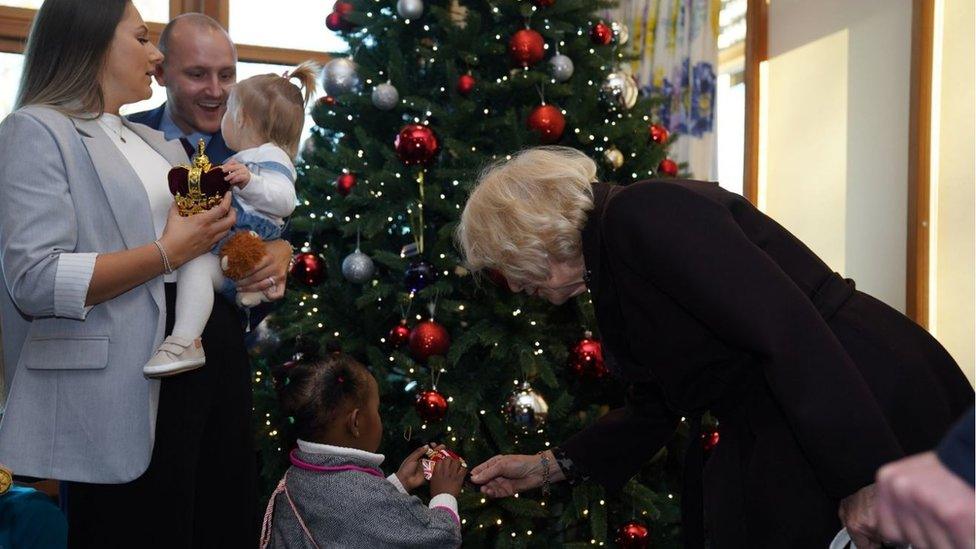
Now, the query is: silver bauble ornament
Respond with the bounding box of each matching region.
[548,54,574,82]
[321,58,361,96]
[249,318,281,355]
[603,146,624,170]
[341,248,375,284]
[611,21,629,46]
[503,381,549,430]
[397,0,424,20]
[371,82,399,110]
[600,71,638,110]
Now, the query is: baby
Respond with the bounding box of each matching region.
[144,62,316,377]
[260,354,465,548]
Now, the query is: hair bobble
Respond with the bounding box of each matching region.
[336,375,345,384]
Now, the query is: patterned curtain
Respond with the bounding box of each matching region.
[601,0,720,180]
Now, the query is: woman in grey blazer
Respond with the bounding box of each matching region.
[0,0,286,546]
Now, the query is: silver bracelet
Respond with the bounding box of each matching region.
[153,239,173,274]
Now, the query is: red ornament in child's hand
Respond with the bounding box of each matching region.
[421,447,467,479]
[508,29,545,67]
[456,74,476,96]
[409,320,450,361]
[415,390,448,422]
[658,158,678,177]
[649,123,670,144]
[590,21,613,45]
[336,173,356,196]
[527,104,565,144]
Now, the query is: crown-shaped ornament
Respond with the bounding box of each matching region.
[168,139,230,216]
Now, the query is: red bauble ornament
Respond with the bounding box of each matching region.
[322,95,336,106]
[331,2,356,30]
[394,124,440,166]
[658,158,678,176]
[615,521,650,549]
[456,74,476,96]
[415,389,449,422]
[702,426,720,452]
[325,11,344,31]
[409,319,450,361]
[590,21,613,45]
[388,320,411,348]
[336,173,356,196]
[649,123,670,144]
[527,104,565,144]
[532,0,556,6]
[508,29,545,67]
[568,333,607,378]
[333,1,354,16]
[290,252,325,287]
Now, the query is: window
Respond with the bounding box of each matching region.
[715,0,747,196]
[0,1,338,138]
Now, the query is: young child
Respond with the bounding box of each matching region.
[260,354,465,548]
[144,63,317,377]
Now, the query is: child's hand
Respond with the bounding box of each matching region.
[430,457,467,498]
[396,443,444,492]
[222,160,251,188]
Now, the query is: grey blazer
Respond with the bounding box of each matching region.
[0,105,187,483]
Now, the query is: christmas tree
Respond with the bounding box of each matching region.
[251,0,691,546]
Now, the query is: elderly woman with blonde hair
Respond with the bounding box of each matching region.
[458,146,973,549]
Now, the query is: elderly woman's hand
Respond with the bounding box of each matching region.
[236,238,293,300]
[470,451,565,498]
[839,483,883,549]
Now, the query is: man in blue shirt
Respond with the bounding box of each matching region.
[128,13,236,163]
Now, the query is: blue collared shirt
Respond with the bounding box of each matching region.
[159,103,213,148]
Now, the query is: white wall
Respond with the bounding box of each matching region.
[932,0,975,381]
[763,0,912,312]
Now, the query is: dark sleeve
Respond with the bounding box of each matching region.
[937,407,975,486]
[559,382,678,493]
[602,183,904,499]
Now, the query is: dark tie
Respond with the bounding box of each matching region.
[179,137,195,158]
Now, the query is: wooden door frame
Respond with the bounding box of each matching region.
[743,0,768,205]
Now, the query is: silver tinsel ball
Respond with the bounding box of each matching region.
[371,82,399,110]
[321,58,361,96]
[600,71,638,110]
[341,249,375,284]
[548,54,574,82]
[397,0,424,20]
[611,21,629,46]
[603,146,624,170]
[503,381,549,430]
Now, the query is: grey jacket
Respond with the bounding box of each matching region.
[0,105,186,483]
[265,450,462,548]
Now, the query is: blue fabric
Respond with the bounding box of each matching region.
[937,406,975,486]
[245,160,294,181]
[126,103,236,164]
[0,486,68,549]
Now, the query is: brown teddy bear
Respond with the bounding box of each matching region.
[219,231,269,307]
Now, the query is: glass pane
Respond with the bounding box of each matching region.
[235,61,323,154]
[229,0,347,53]
[119,79,167,117]
[131,0,169,23]
[0,1,168,22]
[0,52,24,121]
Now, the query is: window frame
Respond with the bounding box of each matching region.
[0,1,332,65]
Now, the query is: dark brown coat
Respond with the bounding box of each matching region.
[559,180,973,547]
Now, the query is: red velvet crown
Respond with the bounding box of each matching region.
[167,139,230,216]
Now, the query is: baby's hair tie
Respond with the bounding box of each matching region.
[337,375,345,384]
